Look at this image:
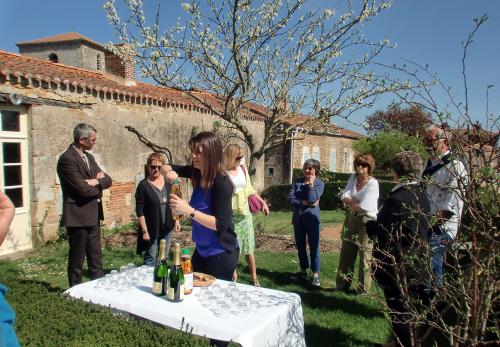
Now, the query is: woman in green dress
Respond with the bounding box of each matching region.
[224,144,269,286]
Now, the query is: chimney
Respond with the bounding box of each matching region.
[105,44,136,86]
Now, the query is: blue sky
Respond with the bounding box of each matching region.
[0,0,498,133]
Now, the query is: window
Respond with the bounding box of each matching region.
[2,142,23,208]
[302,146,310,165]
[48,53,58,63]
[0,110,20,131]
[329,148,337,172]
[343,148,353,172]
[267,167,275,177]
[312,146,320,161]
[97,54,102,70]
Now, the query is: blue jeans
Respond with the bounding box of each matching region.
[293,221,321,273]
[0,284,20,347]
[429,230,452,287]
[143,231,173,266]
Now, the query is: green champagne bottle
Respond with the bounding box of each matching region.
[152,239,168,296]
[167,243,185,302]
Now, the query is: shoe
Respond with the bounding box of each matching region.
[252,277,261,287]
[311,276,321,287]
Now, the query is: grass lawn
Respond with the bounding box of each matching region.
[253,209,346,235]
[0,238,391,347]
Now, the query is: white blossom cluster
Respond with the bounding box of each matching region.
[103,0,415,163]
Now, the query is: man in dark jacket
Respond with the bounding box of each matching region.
[57,123,112,287]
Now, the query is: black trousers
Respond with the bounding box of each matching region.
[192,248,239,281]
[67,225,104,287]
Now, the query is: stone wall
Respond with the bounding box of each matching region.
[264,133,358,186]
[18,42,105,72]
[2,85,264,243]
[292,134,356,173]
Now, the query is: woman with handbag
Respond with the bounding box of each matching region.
[288,159,325,287]
[336,153,379,294]
[224,144,269,286]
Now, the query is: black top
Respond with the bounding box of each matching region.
[366,183,432,288]
[172,164,237,253]
[135,178,174,255]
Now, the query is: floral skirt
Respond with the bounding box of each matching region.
[233,213,255,255]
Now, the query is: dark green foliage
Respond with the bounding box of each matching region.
[292,169,393,183]
[262,181,395,211]
[353,131,428,169]
[1,274,210,346]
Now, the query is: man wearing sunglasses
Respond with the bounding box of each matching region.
[57,123,112,287]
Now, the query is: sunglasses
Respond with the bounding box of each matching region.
[356,163,369,168]
[149,165,162,170]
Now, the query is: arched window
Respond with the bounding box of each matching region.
[48,53,58,63]
[96,54,102,70]
[302,146,310,165]
[329,148,337,172]
[312,146,320,161]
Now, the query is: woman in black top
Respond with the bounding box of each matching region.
[135,153,180,266]
[366,151,432,347]
[162,132,238,281]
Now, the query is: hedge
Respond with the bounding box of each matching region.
[292,169,393,183]
[1,272,211,346]
[262,180,395,211]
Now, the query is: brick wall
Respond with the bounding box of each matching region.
[105,44,135,83]
[105,181,135,227]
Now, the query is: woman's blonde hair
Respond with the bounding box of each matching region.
[224,143,244,171]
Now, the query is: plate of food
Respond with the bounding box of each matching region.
[193,272,216,287]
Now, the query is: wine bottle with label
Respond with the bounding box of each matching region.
[152,239,168,296]
[167,243,185,302]
[181,248,193,295]
[170,179,185,220]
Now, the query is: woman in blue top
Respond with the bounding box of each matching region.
[163,132,239,281]
[288,159,325,287]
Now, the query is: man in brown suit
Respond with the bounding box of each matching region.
[57,123,112,287]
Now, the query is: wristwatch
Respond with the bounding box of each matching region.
[189,209,197,219]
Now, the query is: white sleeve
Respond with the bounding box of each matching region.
[357,179,379,214]
[340,174,355,200]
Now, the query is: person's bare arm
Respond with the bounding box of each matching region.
[0,191,15,246]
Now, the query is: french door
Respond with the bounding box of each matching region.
[0,105,31,256]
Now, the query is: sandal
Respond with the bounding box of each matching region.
[252,277,261,287]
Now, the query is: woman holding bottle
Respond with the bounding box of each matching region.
[135,152,180,266]
[224,143,269,286]
[163,132,239,281]
[336,153,379,294]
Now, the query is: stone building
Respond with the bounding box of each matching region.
[264,115,363,186]
[0,32,360,257]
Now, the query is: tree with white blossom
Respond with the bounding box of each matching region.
[103,0,414,169]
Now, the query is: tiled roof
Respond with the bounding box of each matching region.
[287,115,364,139]
[0,48,363,137]
[16,32,104,49]
[0,49,262,119]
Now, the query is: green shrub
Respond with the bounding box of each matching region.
[292,169,393,183]
[263,180,395,211]
[2,273,211,346]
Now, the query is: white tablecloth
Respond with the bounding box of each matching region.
[64,278,305,347]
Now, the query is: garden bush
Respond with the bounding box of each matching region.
[262,180,395,211]
[292,169,393,183]
[1,272,210,346]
